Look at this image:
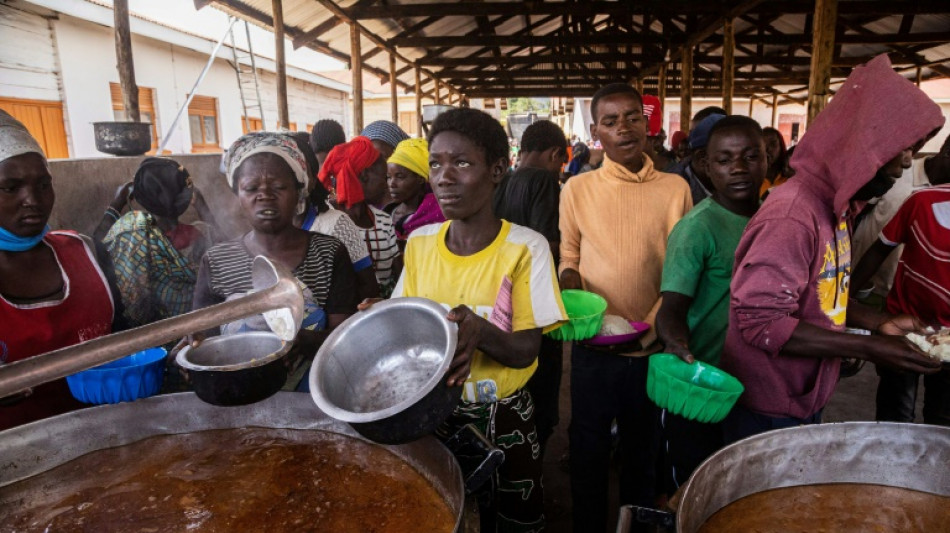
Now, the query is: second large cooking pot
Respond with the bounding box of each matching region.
[675,422,949,532]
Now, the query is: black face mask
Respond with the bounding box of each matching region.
[853,168,897,202]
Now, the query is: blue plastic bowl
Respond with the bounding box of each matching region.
[66,347,167,404]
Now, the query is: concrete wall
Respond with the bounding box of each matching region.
[48,153,249,240]
[50,14,347,158]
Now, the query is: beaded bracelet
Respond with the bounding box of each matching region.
[104,207,120,221]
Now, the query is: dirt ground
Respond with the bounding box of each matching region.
[538,348,926,533]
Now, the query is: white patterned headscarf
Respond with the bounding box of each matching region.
[224,131,309,190]
[0,110,45,163]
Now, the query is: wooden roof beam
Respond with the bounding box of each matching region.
[363,15,439,64]
[348,2,719,19]
[306,0,451,96]
[200,0,429,97]
[838,18,950,79]
[345,0,946,19]
[393,30,678,48]
[641,0,764,78]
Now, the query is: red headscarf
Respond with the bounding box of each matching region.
[317,135,380,208]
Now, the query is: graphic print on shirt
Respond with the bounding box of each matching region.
[817,220,851,326]
[462,275,514,403]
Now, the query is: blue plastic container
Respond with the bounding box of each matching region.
[66,347,166,404]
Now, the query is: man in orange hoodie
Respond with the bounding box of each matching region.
[559,83,692,532]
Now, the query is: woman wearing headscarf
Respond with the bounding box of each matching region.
[296,139,379,301]
[94,158,219,328]
[384,138,445,243]
[0,110,123,430]
[361,120,410,206]
[191,131,358,390]
[320,136,401,298]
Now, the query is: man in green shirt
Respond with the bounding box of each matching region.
[656,115,767,490]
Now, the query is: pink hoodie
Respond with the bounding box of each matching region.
[722,55,945,419]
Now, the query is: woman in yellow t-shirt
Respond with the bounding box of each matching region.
[367,108,566,532]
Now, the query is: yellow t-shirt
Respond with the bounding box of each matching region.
[392,220,567,403]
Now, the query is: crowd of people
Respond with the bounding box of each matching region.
[1,52,949,532]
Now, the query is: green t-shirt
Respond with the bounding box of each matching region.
[660,198,750,366]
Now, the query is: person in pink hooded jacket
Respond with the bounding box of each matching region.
[721,54,944,442]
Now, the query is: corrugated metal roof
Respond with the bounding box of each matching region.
[199,0,950,100]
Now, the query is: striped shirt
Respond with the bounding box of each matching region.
[362,206,400,298]
[301,207,373,272]
[194,233,358,316]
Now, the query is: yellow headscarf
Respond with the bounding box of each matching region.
[387,138,429,181]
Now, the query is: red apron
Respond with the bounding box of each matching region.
[0,232,114,430]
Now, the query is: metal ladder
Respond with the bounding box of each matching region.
[228,18,265,132]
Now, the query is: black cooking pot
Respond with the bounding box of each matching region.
[93,121,152,156]
[176,332,291,406]
[309,298,460,444]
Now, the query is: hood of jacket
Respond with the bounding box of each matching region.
[788,54,945,215]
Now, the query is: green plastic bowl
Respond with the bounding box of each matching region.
[646,353,744,423]
[546,290,608,341]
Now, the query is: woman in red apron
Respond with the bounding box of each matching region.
[0,110,119,430]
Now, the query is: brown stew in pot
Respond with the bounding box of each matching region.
[0,428,456,532]
[698,483,950,533]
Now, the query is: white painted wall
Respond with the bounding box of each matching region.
[48,13,346,157]
[0,2,60,102]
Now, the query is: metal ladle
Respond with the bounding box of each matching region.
[0,256,303,399]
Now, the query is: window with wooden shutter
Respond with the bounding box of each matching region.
[241,116,264,134]
[241,117,297,134]
[110,82,159,153]
[0,97,69,159]
[187,95,221,153]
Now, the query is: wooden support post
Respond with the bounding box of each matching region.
[657,62,667,114]
[272,0,289,129]
[722,18,735,114]
[680,45,693,130]
[634,78,643,93]
[389,52,398,122]
[434,78,442,105]
[916,66,923,87]
[350,23,363,134]
[113,0,139,122]
[748,97,754,116]
[771,93,778,127]
[414,65,422,134]
[806,0,837,125]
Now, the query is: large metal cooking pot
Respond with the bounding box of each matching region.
[619,422,950,532]
[0,392,468,532]
[651,422,950,532]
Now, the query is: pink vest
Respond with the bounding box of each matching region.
[0,231,114,430]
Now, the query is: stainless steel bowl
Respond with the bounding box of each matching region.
[309,297,459,443]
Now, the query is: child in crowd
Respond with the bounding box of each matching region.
[380,108,567,532]
[656,115,767,490]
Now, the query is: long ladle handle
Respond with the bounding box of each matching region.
[0,258,303,399]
